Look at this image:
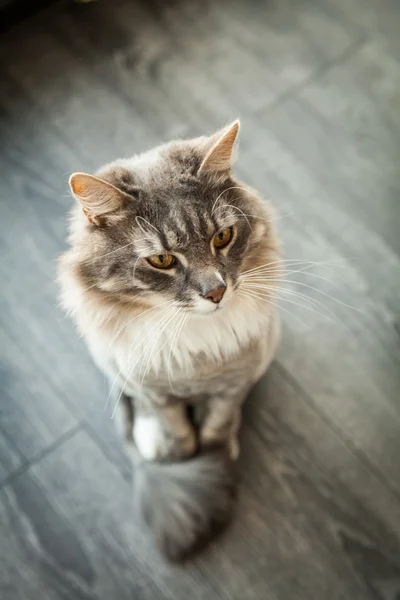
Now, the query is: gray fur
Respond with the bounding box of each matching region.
[132,447,235,561]
[74,136,265,306]
[60,123,280,561]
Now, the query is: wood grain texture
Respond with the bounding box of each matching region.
[0,0,399,598]
[0,429,24,484]
[1,373,400,600]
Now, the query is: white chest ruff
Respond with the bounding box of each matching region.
[87,295,277,394]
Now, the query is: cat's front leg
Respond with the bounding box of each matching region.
[200,388,250,460]
[133,399,196,462]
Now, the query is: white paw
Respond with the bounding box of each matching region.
[133,416,163,461]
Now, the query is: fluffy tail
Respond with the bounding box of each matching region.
[131,448,236,561]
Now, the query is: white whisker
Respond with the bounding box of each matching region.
[82,241,137,263]
[109,299,176,346]
[240,278,354,332]
[140,311,182,384]
[110,306,178,417]
[80,235,159,266]
[138,307,182,389]
[213,203,253,231]
[239,288,307,327]
[167,312,188,395]
[106,304,178,413]
[241,283,336,324]
[240,258,344,277]
[214,205,294,226]
[274,278,362,313]
[242,266,343,291]
[211,186,239,215]
[135,216,160,234]
[211,185,269,216]
[132,251,146,280]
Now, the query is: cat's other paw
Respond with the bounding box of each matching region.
[167,430,197,460]
[200,428,240,461]
[113,393,134,442]
[228,436,240,460]
[133,415,196,461]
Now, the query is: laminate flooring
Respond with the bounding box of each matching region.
[1,0,400,598]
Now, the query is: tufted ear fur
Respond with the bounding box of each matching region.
[198,120,240,178]
[69,172,128,225]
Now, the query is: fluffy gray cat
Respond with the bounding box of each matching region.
[58,121,280,560]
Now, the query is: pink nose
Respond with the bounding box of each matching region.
[203,286,226,304]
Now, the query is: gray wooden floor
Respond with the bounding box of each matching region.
[1,0,400,598]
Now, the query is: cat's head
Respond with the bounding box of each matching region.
[67,121,277,316]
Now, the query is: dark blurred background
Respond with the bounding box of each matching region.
[1,1,400,598]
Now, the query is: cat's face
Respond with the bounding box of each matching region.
[69,122,276,316]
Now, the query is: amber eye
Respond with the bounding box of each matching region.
[213,227,233,249]
[147,254,176,269]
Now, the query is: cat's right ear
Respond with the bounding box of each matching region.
[198,120,240,179]
[69,172,127,225]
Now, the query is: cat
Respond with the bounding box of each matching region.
[58,120,280,560]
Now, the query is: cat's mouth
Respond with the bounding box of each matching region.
[191,292,231,316]
[197,303,223,315]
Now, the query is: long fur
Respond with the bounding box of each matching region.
[132,447,235,560]
[59,123,280,560]
[117,394,235,561]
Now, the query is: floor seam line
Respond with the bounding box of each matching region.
[0,422,83,490]
[274,359,400,506]
[255,35,368,117]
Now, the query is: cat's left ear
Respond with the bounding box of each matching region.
[198,120,240,178]
[69,172,128,226]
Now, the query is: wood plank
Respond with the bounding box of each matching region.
[0,154,80,460]
[0,0,399,597]
[0,433,154,600]
[258,92,400,256]
[323,0,400,53]
[234,125,400,495]
[241,365,400,599]
[0,429,24,484]
[298,39,400,254]
[1,368,400,599]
